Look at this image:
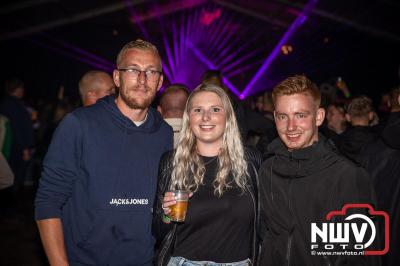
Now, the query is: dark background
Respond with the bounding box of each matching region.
[0,1,399,265]
[1,0,399,103]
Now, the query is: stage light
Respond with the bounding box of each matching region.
[240,0,318,99]
[281,44,293,55]
[200,8,221,26]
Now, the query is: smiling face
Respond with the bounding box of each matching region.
[113,48,163,110]
[274,93,325,151]
[189,91,226,152]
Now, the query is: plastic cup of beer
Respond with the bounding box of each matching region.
[169,190,190,222]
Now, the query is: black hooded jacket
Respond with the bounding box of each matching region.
[356,138,400,266]
[259,135,379,266]
[338,126,379,161]
[381,112,400,150]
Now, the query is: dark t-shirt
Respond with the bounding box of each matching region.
[172,156,253,263]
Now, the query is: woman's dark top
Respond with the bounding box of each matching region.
[171,155,253,263]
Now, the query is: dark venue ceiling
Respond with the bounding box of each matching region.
[0,0,399,101]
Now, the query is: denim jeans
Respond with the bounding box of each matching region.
[167,256,251,266]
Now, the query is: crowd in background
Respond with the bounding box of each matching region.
[0,68,399,265]
[0,73,399,209]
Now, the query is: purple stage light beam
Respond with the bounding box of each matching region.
[173,23,181,69]
[124,0,150,40]
[212,18,239,62]
[123,0,174,82]
[187,40,241,97]
[207,14,232,60]
[27,38,114,72]
[59,42,115,69]
[180,14,186,68]
[225,59,265,78]
[240,0,318,99]
[222,48,262,73]
[217,33,260,69]
[37,33,116,70]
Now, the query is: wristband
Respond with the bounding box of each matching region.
[162,214,171,223]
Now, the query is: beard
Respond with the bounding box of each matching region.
[119,85,156,109]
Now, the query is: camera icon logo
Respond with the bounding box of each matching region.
[311,203,389,256]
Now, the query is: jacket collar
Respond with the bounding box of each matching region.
[98,94,162,133]
[267,134,341,178]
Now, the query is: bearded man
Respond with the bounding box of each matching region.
[35,39,173,266]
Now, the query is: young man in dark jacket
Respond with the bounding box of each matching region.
[338,95,379,162]
[35,39,173,266]
[259,75,380,266]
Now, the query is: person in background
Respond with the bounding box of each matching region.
[35,39,173,266]
[381,87,400,149]
[0,114,12,160]
[354,112,400,266]
[0,116,14,217]
[261,91,274,121]
[0,152,13,191]
[154,84,261,266]
[253,92,274,122]
[157,84,189,147]
[79,70,115,107]
[254,94,265,113]
[0,78,34,194]
[338,95,378,161]
[326,102,347,134]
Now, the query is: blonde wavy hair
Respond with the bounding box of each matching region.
[170,84,248,196]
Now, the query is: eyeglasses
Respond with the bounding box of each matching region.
[118,68,162,81]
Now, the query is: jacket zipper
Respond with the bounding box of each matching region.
[286,158,332,266]
[286,178,294,266]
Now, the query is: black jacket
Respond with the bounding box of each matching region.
[259,135,379,266]
[357,138,400,266]
[381,112,400,150]
[338,126,379,162]
[152,148,262,266]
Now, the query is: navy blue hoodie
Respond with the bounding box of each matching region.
[35,95,173,266]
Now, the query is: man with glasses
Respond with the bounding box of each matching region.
[35,39,173,266]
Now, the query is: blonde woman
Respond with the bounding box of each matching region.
[153,84,261,266]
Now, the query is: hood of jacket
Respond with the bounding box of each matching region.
[97,94,163,134]
[266,134,342,178]
[339,126,378,156]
